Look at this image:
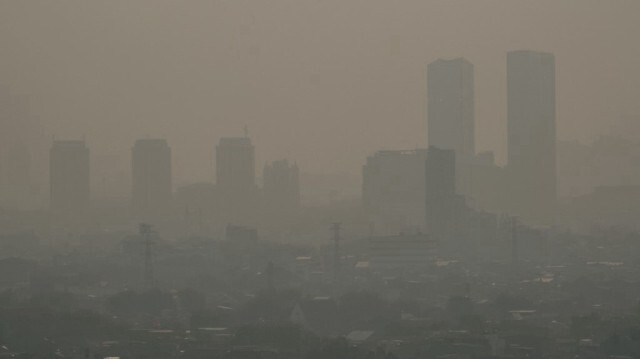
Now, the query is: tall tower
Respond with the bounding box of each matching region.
[50,140,90,214]
[507,50,556,225]
[132,139,172,220]
[427,58,474,196]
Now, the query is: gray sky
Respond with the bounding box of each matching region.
[2,0,640,185]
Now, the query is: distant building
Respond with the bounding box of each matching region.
[50,140,90,214]
[362,149,429,233]
[428,58,475,196]
[507,50,556,225]
[132,139,172,220]
[263,159,300,220]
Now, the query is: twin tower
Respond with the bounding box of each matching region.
[428,50,556,226]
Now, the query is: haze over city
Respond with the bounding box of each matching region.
[2,1,640,186]
[2,1,640,359]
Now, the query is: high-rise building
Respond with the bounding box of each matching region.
[132,139,172,219]
[507,50,556,225]
[427,58,474,196]
[50,140,90,214]
[263,159,300,217]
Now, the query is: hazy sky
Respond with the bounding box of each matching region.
[2,0,640,185]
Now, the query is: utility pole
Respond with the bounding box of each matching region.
[139,223,154,289]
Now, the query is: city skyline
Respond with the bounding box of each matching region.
[1,3,640,358]
[1,1,640,183]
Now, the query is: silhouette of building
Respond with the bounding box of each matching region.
[428,58,475,196]
[362,149,429,233]
[425,146,457,240]
[507,50,556,225]
[215,137,258,226]
[263,159,300,222]
[49,140,90,214]
[132,139,172,220]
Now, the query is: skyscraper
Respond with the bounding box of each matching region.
[427,58,474,196]
[132,139,172,219]
[507,50,556,225]
[50,140,90,214]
